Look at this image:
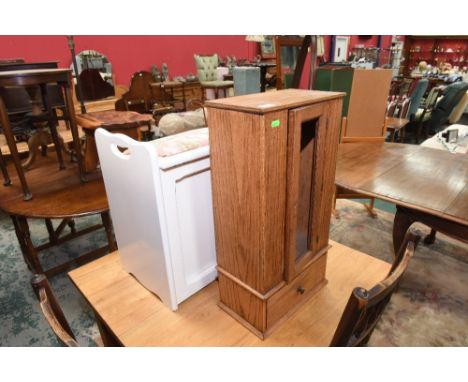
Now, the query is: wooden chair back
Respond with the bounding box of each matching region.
[330,232,420,346]
[424,86,441,109]
[31,274,79,347]
[115,71,154,113]
[340,69,393,143]
[398,97,411,119]
[386,99,398,117]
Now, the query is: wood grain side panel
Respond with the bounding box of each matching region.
[208,108,265,290]
[262,111,288,292]
[309,99,342,255]
[218,273,265,333]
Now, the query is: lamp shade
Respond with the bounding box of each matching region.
[245,35,265,42]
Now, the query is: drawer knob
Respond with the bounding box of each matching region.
[297,286,305,295]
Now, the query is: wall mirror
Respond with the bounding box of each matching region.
[275,36,304,89]
[71,50,115,101]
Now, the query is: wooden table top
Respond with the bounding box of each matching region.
[0,155,108,218]
[205,89,345,114]
[76,110,153,130]
[0,68,72,87]
[336,142,468,226]
[68,241,390,346]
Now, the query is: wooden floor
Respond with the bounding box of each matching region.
[69,240,390,346]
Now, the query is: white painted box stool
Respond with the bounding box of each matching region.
[95,127,217,310]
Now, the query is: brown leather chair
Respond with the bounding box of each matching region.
[330,232,420,346]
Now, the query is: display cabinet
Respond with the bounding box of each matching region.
[206,89,344,338]
[401,36,468,76]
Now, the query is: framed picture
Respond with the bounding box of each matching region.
[260,36,276,59]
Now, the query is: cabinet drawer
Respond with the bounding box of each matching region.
[267,253,327,330]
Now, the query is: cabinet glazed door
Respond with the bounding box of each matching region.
[285,101,339,281]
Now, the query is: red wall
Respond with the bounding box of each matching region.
[0,35,254,86]
[0,35,400,90]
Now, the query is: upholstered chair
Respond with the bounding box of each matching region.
[407,79,429,121]
[193,54,233,100]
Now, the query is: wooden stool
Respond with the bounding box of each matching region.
[75,110,153,172]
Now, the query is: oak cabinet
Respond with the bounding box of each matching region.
[206,89,344,338]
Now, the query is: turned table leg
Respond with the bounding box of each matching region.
[11,215,43,273]
[101,211,117,252]
[393,206,467,256]
[424,229,437,245]
[392,206,415,256]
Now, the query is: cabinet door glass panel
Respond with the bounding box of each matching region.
[295,118,317,261]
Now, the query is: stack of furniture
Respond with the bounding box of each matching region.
[205,89,344,338]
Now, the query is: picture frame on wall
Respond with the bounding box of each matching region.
[260,36,276,59]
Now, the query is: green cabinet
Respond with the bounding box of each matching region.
[314,66,354,117]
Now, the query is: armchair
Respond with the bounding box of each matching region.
[193,54,233,100]
[428,81,468,134]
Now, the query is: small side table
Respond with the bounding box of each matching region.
[0,155,115,277]
[0,69,86,200]
[75,110,153,171]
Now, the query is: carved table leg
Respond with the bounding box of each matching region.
[11,215,31,270]
[101,211,117,252]
[424,229,437,245]
[11,215,43,273]
[364,198,378,218]
[45,218,57,243]
[40,84,66,170]
[67,218,76,234]
[393,206,467,256]
[392,206,416,256]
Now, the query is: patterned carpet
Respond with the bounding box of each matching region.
[0,199,467,346]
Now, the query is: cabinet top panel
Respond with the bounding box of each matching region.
[205,89,344,114]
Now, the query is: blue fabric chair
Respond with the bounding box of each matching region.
[408,79,429,122]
